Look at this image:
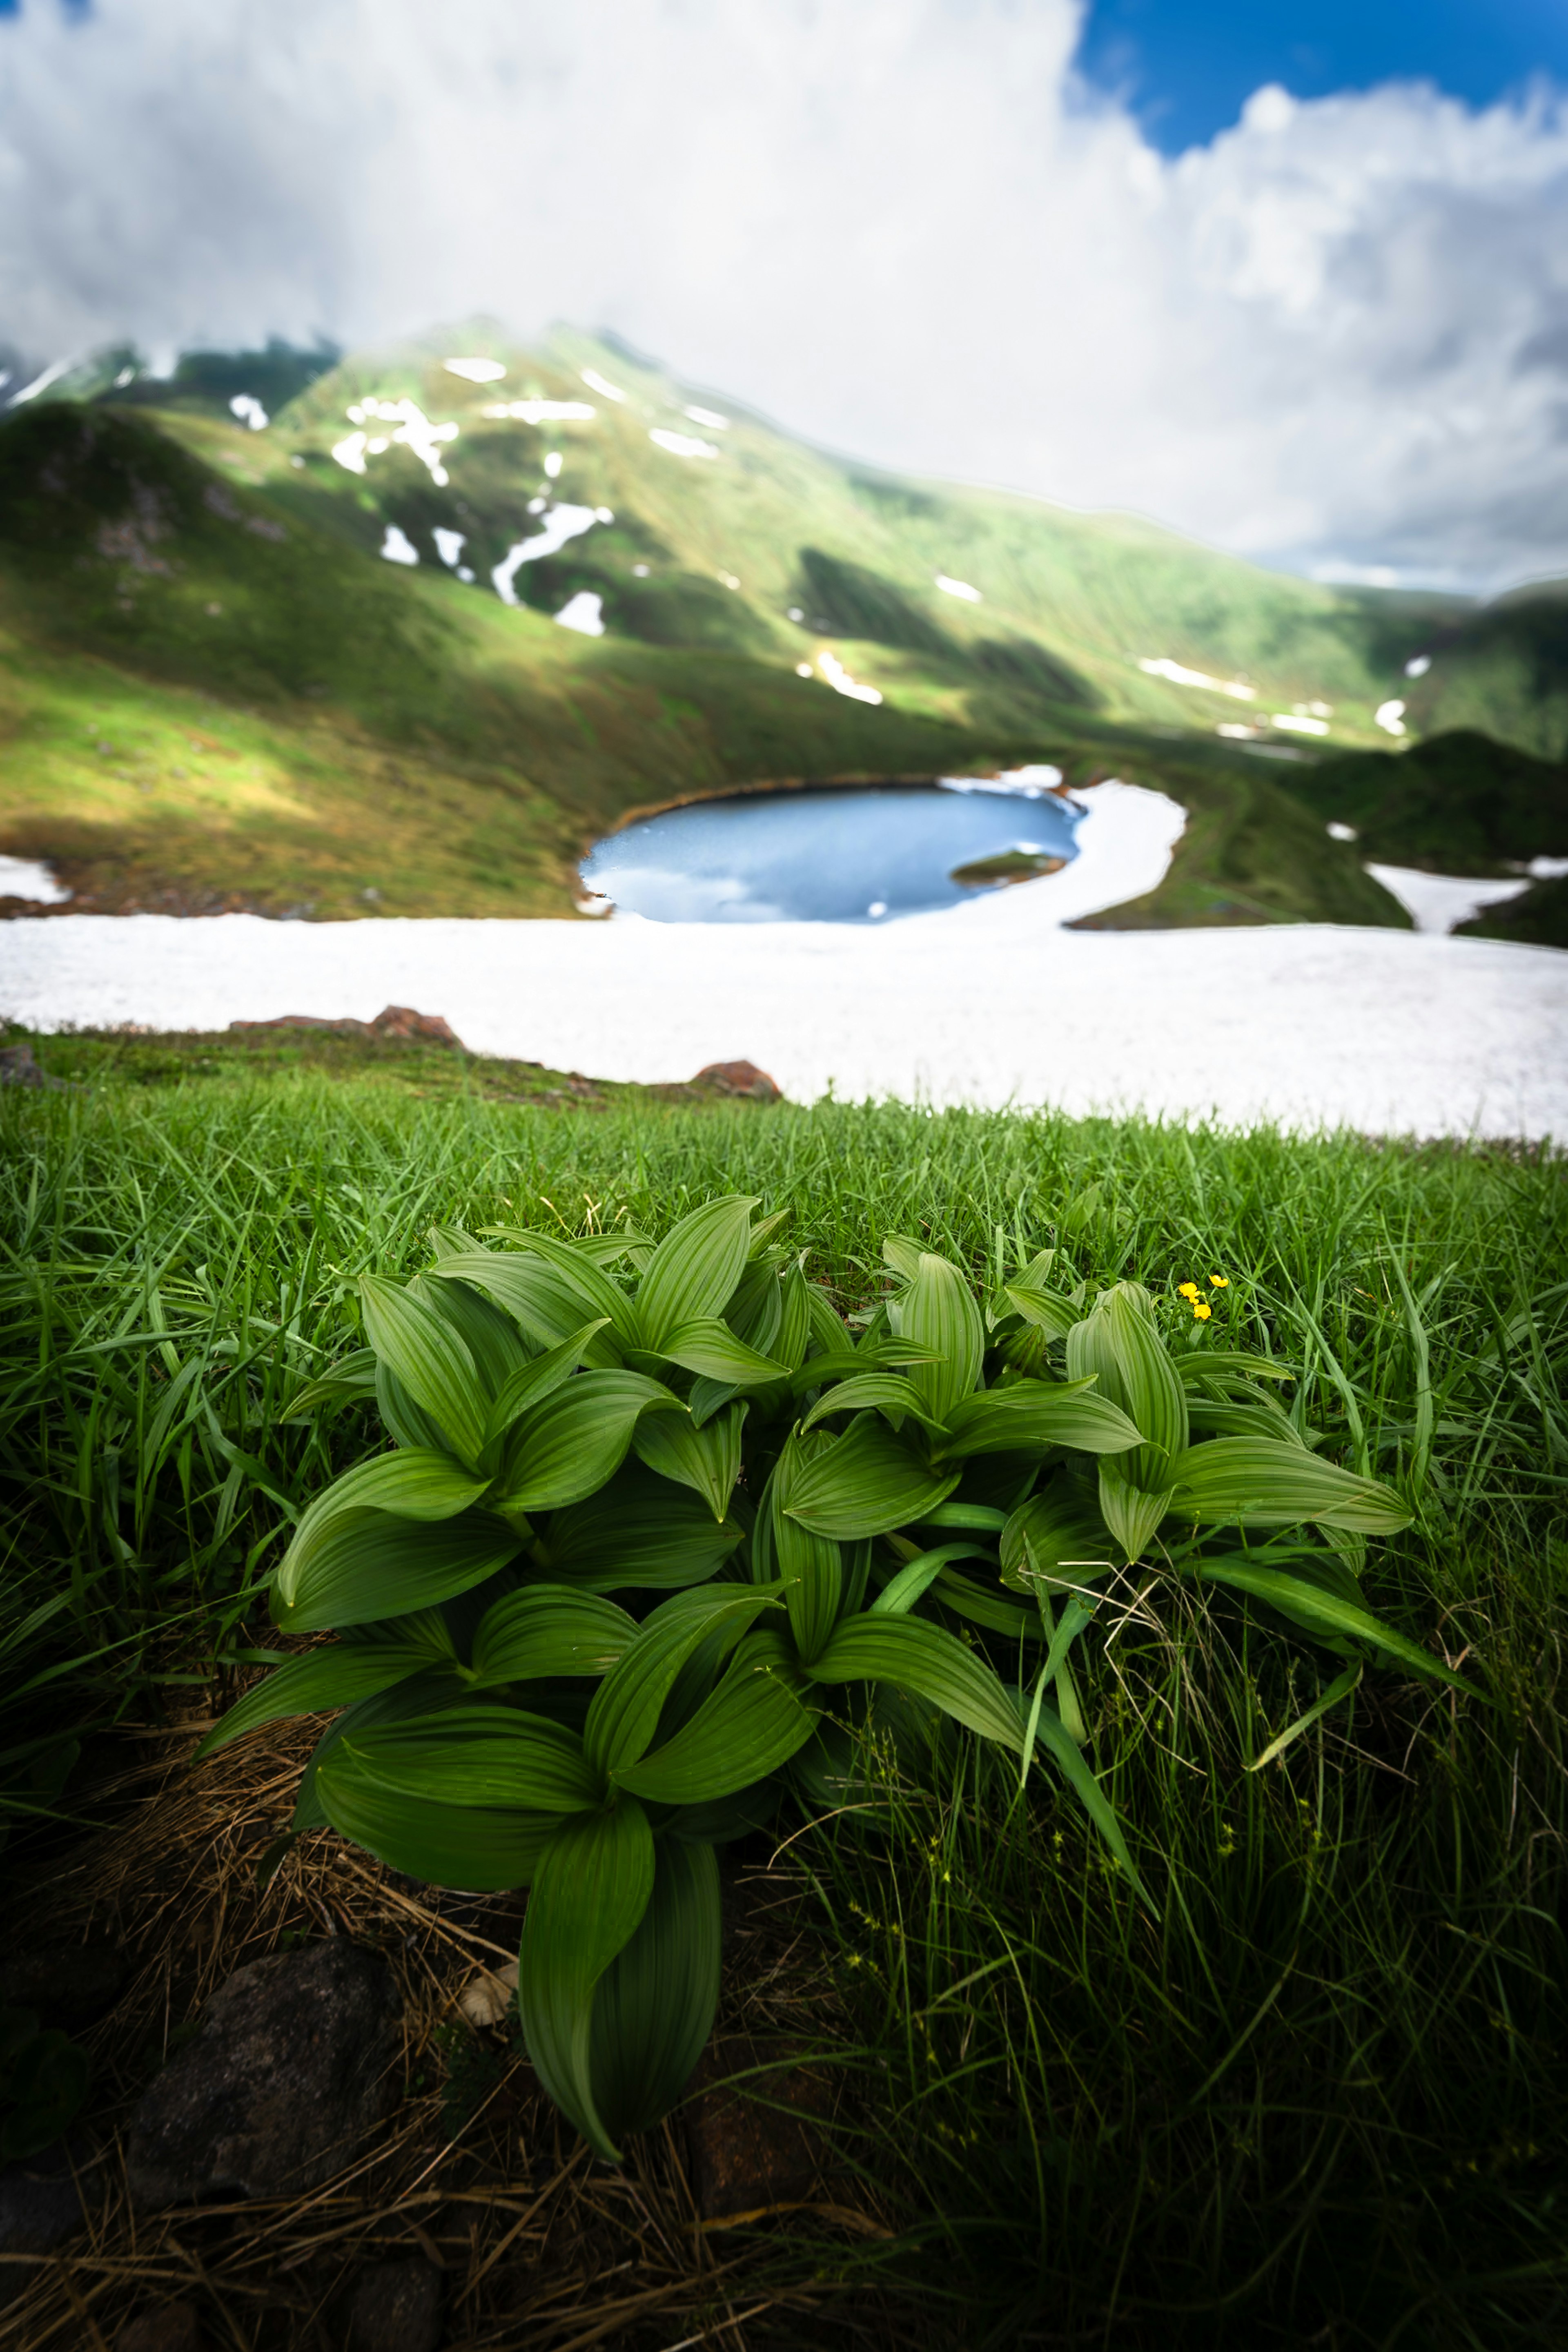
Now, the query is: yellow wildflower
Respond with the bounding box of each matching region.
[1209,1273,1229,1288]
[1177,1282,1200,1300]
[1193,1301,1212,1320]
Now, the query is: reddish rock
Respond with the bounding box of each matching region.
[229,1005,464,1049]
[682,2036,833,2218]
[693,1059,783,1102]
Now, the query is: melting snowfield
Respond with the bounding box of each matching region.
[2,785,1564,1137]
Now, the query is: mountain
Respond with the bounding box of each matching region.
[0,323,1550,925]
[1395,582,1568,765]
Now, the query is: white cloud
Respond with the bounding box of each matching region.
[0,0,1564,588]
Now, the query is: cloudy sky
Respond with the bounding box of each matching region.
[1,0,1565,593]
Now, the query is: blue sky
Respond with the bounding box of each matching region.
[1076,0,1568,150]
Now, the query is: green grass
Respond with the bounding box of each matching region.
[2,1058,1564,2344]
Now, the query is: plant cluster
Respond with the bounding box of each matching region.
[203,1196,1458,2163]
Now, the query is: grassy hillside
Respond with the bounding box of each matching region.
[1400,582,1568,764]
[0,324,1537,931]
[2,1076,1563,2345]
[1458,873,1568,950]
[1270,730,1568,875]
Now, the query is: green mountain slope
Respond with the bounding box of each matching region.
[1397,582,1568,764]
[0,322,1540,928]
[1272,731,1568,875]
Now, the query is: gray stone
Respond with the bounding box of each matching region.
[115,2302,205,2352]
[344,2257,443,2352]
[127,1940,401,2209]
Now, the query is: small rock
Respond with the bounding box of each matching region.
[0,2128,99,2294]
[227,1005,463,1049]
[344,2257,443,2352]
[0,1944,126,2031]
[682,2036,832,2218]
[0,1043,67,1091]
[114,2301,205,2352]
[127,1940,401,2209]
[369,1005,461,1047]
[457,1959,518,2029]
[693,1058,782,1102]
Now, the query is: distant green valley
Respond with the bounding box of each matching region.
[0,324,1562,930]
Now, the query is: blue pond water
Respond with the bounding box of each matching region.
[580,782,1082,924]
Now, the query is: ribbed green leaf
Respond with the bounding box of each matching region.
[270,1509,524,1635]
[331,1703,602,1811]
[195,1642,434,1759]
[589,1839,721,2144]
[869,1543,992,1616]
[414,1269,534,1398]
[282,1349,378,1422]
[276,1450,492,1607]
[1175,1350,1296,1388]
[1186,1397,1309,1448]
[800,1371,943,1433]
[1097,1462,1174,1562]
[584,1585,787,1777]
[483,1321,610,1445]
[1002,1283,1079,1340]
[633,1402,747,1520]
[481,1231,638,1342]
[1067,1284,1187,1494]
[1001,1480,1116,1592]
[941,1379,1143,1459]
[471,1588,638,1685]
[881,1234,926,1282]
[656,1317,788,1387]
[532,1468,745,1591]
[374,1360,452,1454]
[360,1277,489,1466]
[1190,1558,1478,1692]
[290,1669,472,1830]
[1168,1439,1413,1533]
[612,1635,819,1804]
[517,1800,658,2161]
[804,1615,1147,1900]
[635,1196,759,1351]
[782,1413,960,1539]
[768,1434,846,1663]
[317,1757,563,1890]
[776,1264,813,1374]
[500,1372,683,1513]
[429,1253,627,1362]
[899,1251,985,1425]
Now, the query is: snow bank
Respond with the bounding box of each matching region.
[481,400,596,423]
[1139,657,1256,701]
[935,575,982,602]
[7,818,1563,1136]
[1366,865,1532,935]
[581,368,626,402]
[444,358,507,383]
[554,592,605,636]
[817,651,881,705]
[491,505,604,606]
[1374,700,1408,736]
[0,856,71,905]
[229,395,268,431]
[684,405,728,429]
[379,525,419,566]
[649,428,719,460]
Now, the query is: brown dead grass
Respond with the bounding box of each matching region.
[0,1702,911,2352]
